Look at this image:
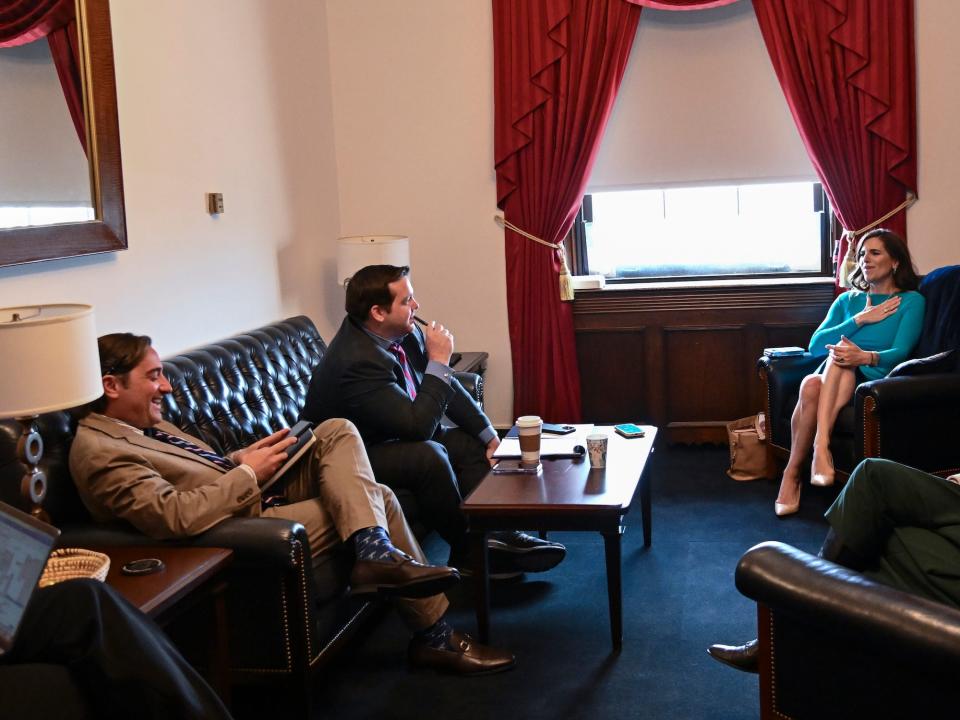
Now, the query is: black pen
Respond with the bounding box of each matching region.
[413,315,429,327]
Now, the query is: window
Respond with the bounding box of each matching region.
[0,203,95,230]
[573,181,830,282]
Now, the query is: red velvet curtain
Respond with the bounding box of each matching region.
[752,0,917,288]
[1,0,86,151]
[0,0,73,45]
[493,0,641,421]
[624,0,738,9]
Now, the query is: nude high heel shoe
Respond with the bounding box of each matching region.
[774,480,801,517]
[810,449,835,487]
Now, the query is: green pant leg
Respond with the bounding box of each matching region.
[825,458,960,559]
[866,527,960,608]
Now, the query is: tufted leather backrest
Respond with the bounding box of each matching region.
[161,317,325,455]
[0,316,326,524]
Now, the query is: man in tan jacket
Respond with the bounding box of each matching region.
[69,332,514,675]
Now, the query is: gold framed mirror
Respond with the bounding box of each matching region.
[0,0,126,268]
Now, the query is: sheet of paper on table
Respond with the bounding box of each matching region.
[493,426,596,459]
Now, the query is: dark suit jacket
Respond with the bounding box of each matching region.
[301,317,490,445]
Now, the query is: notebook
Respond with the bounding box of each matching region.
[0,501,60,656]
[763,346,806,358]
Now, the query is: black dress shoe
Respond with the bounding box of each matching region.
[707,638,759,673]
[488,531,566,573]
[408,631,515,675]
[446,548,522,581]
[350,551,460,599]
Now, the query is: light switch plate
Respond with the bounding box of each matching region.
[207,193,224,215]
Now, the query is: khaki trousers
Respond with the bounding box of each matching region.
[263,418,448,630]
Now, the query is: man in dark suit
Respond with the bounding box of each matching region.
[708,457,960,672]
[301,264,566,574]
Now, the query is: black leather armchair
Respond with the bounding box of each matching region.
[737,542,960,719]
[759,265,960,480]
[0,316,484,716]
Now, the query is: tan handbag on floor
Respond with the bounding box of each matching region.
[726,412,767,481]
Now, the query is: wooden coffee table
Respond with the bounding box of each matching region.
[461,425,657,651]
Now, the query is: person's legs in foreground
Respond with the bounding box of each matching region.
[3,579,233,720]
[710,458,960,672]
[268,418,514,673]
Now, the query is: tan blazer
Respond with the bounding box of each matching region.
[69,413,261,540]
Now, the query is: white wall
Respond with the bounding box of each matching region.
[912,0,960,272]
[0,0,341,359]
[325,0,514,424]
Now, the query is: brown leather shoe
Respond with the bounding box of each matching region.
[350,552,460,599]
[408,631,515,675]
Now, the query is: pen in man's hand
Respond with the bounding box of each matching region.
[413,315,429,327]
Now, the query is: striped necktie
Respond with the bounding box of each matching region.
[146,428,236,471]
[388,342,418,400]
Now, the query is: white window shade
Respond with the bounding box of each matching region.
[587,4,815,193]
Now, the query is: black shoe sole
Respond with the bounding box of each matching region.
[456,567,525,581]
[351,572,460,599]
[488,545,566,574]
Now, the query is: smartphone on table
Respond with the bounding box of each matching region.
[614,423,645,438]
[541,423,576,435]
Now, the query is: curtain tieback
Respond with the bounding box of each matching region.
[494,215,574,301]
[837,193,917,289]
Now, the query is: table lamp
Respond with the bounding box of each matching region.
[336,235,410,286]
[0,304,103,519]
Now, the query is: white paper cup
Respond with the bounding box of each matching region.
[586,433,608,468]
[516,415,543,466]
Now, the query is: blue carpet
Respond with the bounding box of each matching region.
[312,444,836,720]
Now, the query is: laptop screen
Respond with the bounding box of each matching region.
[0,502,60,654]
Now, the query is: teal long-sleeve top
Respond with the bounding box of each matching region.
[808,290,926,381]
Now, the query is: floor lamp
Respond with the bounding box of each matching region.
[0,304,103,520]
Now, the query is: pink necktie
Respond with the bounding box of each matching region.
[389,343,418,400]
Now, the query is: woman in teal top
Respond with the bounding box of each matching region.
[775,229,925,517]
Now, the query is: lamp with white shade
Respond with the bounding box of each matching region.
[336,235,410,286]
[0,304,103,520]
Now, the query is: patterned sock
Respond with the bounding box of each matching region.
[413,617,454,650]
[353,526,406,562]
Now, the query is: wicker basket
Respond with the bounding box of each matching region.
[39,548,111,587]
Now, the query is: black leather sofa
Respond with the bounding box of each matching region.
[759,264,960,480]
[736,541,960,719]
[0,315,483,716]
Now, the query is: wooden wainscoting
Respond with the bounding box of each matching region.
[573,281,834,443]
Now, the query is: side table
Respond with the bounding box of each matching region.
[95,545,233,703]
